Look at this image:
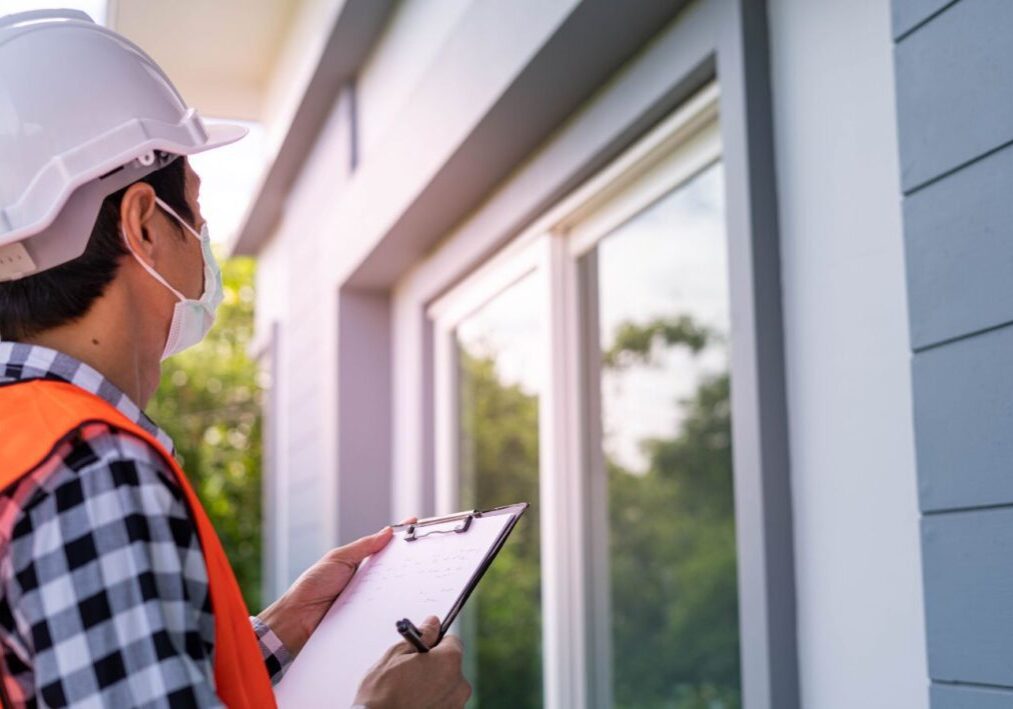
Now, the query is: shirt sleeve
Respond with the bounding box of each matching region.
[0,429,224,707]
[250,615,294,684]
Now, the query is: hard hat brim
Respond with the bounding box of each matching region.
[0,9,254,279]
[196,123,249,153]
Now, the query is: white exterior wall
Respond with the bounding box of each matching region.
[256,86,356,592]
[767,1,927,707]
[254,223,288,601]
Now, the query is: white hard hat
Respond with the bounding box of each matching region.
[0,8,247,281]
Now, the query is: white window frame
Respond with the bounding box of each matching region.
[428,235,543,516]
[553,85,721,709]
[418,82,722,708]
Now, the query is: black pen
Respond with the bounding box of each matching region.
[396,618,430,653]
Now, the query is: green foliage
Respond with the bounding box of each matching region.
[459,352,544,708]
[609,371,740,709]
[147,255,263,611]
[603,315,715,369]
[460,314,739,708]
[607,315,740,708]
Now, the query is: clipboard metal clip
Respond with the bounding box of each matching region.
[405,510,481,542]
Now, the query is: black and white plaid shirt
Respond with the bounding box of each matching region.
[0,342,291,707]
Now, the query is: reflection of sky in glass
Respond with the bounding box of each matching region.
[456,272,542,396]
[450,163,727,476]
[598,163,728,475]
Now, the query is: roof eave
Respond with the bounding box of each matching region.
[229,0,396,257]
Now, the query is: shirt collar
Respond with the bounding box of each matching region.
[0,341,176,455]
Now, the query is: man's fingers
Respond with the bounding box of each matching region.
[356,629,470,708]
[448,680,473,708]
[398,516,418,525]
[385,637,416,658]
[327,526,393,567]
[430,634,463,661]
[439,634,463,651]
[418,615,442,647]
[386,616,441,657]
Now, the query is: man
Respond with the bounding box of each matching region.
[0,9,470,708]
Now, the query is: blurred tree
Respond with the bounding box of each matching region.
[605,313,740,708]
[460,313,739,708]
[147,255,264,611]
[602,314,713,369]
[459,352,543,708]
[607,369,739,709]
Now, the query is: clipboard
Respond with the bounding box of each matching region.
[274,502,529,708]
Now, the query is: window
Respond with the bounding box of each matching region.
[592,163,739,707]
[456,274,544,707]
[427,84,745,707]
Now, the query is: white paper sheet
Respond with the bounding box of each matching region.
[275,511,517,708]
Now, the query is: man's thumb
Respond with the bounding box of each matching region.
[418,615,441,647]
[330,526,392,565]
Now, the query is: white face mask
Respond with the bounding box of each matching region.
[124,196,223,361]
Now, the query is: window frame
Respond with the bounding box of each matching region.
[425,84,743,707]
[557,86,724,709]
[428,237,543,516]
[388,3,797,706]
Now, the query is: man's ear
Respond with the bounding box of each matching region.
[119,181,160,263]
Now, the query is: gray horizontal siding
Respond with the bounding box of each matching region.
[894,0,1013,696]
[932,683,1013,708]
[892,0,955,38]
[904,142,1013,349]
[913,324,1013,512]
[895,0,1013,192]
[923,507,1013,687]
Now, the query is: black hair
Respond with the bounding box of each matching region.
[0,154,194,341]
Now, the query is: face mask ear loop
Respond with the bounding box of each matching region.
[154,196,202,241]
[121,227,187,302]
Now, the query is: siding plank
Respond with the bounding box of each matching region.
[892,0,954,38]
[895,0,1013,191]
[923,508,1013,687]
[913,325,1013,512]
[932,683,1013,708]
[905,142,1013,349]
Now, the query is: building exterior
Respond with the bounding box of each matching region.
[218,0,1007,706]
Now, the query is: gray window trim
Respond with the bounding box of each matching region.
[714,3,799,707]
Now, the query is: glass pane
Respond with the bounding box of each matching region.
[456,272,543,708]
[596,162,741,708]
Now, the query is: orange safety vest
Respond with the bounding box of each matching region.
[0,379,276,708]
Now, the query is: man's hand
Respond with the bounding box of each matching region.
[354,616,471,709]
[259,524,405,655]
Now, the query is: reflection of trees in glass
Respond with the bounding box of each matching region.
[606,315,739,709]
[459,352,543,708]
[603,314,713,368]
[148,256,263,611]
[460,313,739,709]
